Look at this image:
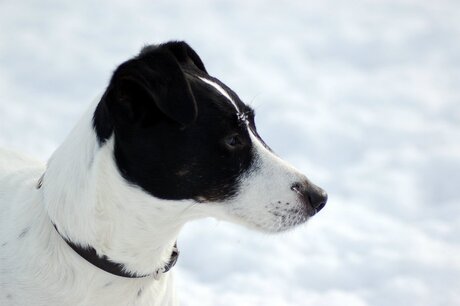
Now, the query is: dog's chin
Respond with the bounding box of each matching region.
[229,209,312,234]
[250,219,310,234]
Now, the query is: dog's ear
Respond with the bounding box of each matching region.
[141,41,207,74]
[159,41,208,73]
[104,50,197,129]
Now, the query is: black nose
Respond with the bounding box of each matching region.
[291,181,328,213]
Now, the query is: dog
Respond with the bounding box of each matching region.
[0,41,327,306]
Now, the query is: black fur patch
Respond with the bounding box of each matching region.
[93,41,259,202]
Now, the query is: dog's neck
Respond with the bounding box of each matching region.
[42,100,202,276]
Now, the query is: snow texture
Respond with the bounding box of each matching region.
[1,0,459,305]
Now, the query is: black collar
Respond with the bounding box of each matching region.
[53,224,179,279]
[38,174,179,279]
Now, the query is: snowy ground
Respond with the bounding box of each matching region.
[1,0,459,305]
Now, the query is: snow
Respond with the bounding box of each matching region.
[1,0,459,305]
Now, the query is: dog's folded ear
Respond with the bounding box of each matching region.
[159,41,208,73]
[140,41,207,74]
[103,50,198,129]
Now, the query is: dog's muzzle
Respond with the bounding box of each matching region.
[291,181,328,216]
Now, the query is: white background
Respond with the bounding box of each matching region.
[0,1,459,305]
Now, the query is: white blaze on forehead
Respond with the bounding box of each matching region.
[199,77,241,113]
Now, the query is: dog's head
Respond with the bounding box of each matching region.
[93,41,327,233]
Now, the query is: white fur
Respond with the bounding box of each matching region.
[0,101,186,305]
[0,88,310,305]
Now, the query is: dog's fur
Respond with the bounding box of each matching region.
[0,41,327,306]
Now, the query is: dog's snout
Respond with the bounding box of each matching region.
[308,186,328,212]
[291,181,328,214]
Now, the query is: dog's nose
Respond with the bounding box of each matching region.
[291,181,328,214]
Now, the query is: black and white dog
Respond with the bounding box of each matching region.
[0,41,327,305]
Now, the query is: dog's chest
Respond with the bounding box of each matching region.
[0,154,175,306]
[1,232,174,306]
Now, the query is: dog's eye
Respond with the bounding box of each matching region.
[223,133,245,150]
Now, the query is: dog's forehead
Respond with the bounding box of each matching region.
[197,77,241,113]
[188,74,249,116]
